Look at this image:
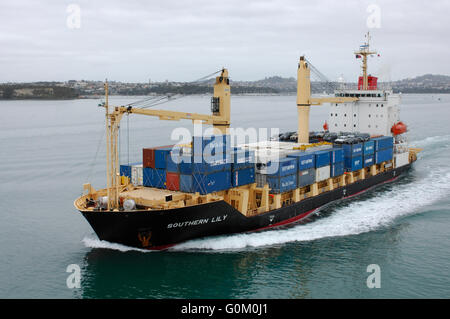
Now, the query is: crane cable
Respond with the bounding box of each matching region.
[126,69,224,110]
[305,58,338,93]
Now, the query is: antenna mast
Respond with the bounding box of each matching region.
[354,31,377,90]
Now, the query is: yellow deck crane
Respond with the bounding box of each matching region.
[296,56,359,143]
[102,69,231,211]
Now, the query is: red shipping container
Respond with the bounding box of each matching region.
[166,172,180,191]
[143,145,174,168]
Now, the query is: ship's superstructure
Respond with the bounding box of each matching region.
[74,34,421,249]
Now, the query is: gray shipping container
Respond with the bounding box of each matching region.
[298,167,316,187]
[255,173,267,187]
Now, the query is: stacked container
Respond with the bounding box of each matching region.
[231,148,255,187]
[119,162,143,185]
[266,157,298,193]
[340,142,363,172]
[329,148,345,177]
[143,167,166,188]
[373,136,394,164]
[363,140,375,167]
[314,150,331,182]
[191,134,232,195]
[287,152,315,187]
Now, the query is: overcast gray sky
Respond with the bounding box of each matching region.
[1,0,449,83]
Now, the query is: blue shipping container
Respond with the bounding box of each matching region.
[193,170,231,195]
[193,134,231,155]
[298,167,316,187]
[342,143,363,157]
[330,148,344,163]
[344,155,363,172]
[331,161,345,177]
[166,153,192,174]
[375,147,393,164]
[120,162,142,178]
[179,156,193,174]
[180,174,194,193]
[231,149,255,170]
[120,165,132,178]
[154,147,173,169]
[166,152,179,173]
[372,136,394,151]
[143,168,166,188]
[192,153,231,174]
[363,140,375,155]
[267,157,297,177]
[287,152,315,171]
[231,167,255,187]
[363,154,375,167]
[314,150,331,168]
[267,174,297,194]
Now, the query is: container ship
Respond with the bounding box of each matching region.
[75,34,421,250]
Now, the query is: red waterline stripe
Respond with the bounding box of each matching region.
[343,176,398,200]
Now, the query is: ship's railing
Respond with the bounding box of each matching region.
[333,82,393,91]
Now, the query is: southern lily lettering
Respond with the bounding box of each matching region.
[167,215,228,229]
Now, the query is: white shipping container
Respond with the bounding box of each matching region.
[315,165,330,182]
[131,164,143,186]
[394,152,409,168]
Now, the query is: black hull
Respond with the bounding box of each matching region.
[80,164,412,249]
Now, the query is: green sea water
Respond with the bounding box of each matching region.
[0,94,449,298]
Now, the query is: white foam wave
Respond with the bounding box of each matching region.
[172,168,450,251]
[412,134,450,149]
[82,235,152,253]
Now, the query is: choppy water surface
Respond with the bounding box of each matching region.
[0,94,449,298]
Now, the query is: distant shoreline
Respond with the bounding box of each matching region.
[0,92,449,101]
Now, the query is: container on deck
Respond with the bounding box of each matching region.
[193,134,231,155]
[193,170,231,195]
[120,165,132,178]
[342,143,363,157]
[315,165,330,182]
[231,149,255,170]
[375,147,393,164]
[192,153,231,174]
[298,167,316,187]
[143,145,174,168]
[363,140,375,155]
[166,172,180,191]
[231,166,255,187]
[330,148,344,163]
[372,136,394,151]
[143,168,166,188]
[344,155,363,172]
[287,152,315,171]
[267,157,297,177]
[363,154,374,167]
[314,150,331,168]
[131,164,143,186]
[180,174,194,193]
[330,161,345,177]
[267,173,297,194]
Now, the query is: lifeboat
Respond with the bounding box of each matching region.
[391,121,407,135]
